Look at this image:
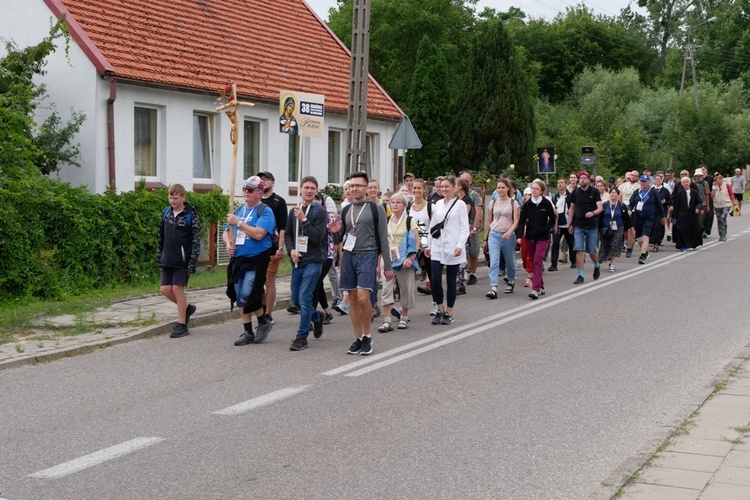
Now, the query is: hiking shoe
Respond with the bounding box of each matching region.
[170,324,190,338]
[347,338,363,355]
[441,313,454,325]
[417,285,432,295]
[323,313,333,325]
[432,311,444,325]
[430,303,439,316]
[593,267,601,280]
[467,274,477,285]
[234,331,255,346]
[185,304,196,325]
[574,276,584,285]
[335,302,349,315]
[312,315,324,339]
[529,290,539,300]
[359,336,373,356]
[547,266,557,272]
[254,320,273,343]
[390,306,402,319]
[290,337,308,351]
[287,305,300,314]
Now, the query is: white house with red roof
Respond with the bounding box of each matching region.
[2,0,404,196]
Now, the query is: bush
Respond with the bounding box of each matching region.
[0,176,227,302]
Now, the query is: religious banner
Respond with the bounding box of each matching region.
[279,90,325,138]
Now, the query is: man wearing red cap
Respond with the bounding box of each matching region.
[567,171,603,284]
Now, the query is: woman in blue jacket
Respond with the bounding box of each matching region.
[599,187,631,273]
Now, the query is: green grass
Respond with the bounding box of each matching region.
[0,260,292,345]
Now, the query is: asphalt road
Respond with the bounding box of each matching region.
[2,219,750,499]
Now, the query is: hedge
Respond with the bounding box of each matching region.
[0,176,227,302]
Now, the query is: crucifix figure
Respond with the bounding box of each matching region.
[215,83,255,213]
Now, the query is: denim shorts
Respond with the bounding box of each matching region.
[339,252,378,292]
[573,226,598,254]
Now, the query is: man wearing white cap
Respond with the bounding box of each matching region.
[224,176,276,346]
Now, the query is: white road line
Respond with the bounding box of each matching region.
[213,385,311,415]
[343,244,716,377]
[29,437,165,479]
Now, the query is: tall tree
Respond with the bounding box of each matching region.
[450,18,535,176]
[404,36,451,180]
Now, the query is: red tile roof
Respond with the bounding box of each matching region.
[46,0,402,119]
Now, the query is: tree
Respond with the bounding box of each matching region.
[0,20,85,177]
[404,36,451,180]
[450,18,535,176]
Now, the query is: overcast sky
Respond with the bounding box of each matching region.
[305,0,645,22]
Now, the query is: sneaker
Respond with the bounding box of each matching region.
[289,337,308,351]
[609,264,615,272]
[547,266,557,272]
[347,338,363,355]
[287,304,300,314]
[312,315,324,339]
[638,253,647,264]
[323,313,334,325]
[574,275,584,285]
[234,331,255,346]
[625,249,633,258]
[430,303,439,316]
[539,289,546,296]
[524,278,532,287]
[441,313,454,325]
[457,286,466,295]
[359,336,373,356]
[432,311,444,325]
[505,282,515,294]
[390,306,402,319]
[335,302,349,315]
[265,313,274,324]
[486,289,498,299]
[467,274,477,285]
[331,299,340,310]
[254,320,273,343]
[529,290,539,299]
[185,304,196,325]
[170,324,190,338]
[417,285,432,295]
[593,266,601,280]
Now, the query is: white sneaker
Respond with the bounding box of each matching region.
[430,302,438,316]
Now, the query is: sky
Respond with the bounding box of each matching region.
[305,0,646,23]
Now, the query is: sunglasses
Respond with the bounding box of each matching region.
[242,187,256,193]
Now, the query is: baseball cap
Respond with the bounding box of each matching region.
[404,172,415,179]
[639,175,649,182]
[577,171,589,178]
[523,187,532,195]
[244,175,265,189]
[608,177,616,184]
[258,171,275,181]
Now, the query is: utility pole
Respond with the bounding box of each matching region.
[345,0,371,177]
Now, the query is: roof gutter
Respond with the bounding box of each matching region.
[107,78,117,192]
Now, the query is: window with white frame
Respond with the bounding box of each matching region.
[243,120,260,179]
[193,113,214,179]
[328,130,341,183]
[365,133,377,179]
[134,107,157,177]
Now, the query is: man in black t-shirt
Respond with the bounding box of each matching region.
[259,171,288,321]
[567,171,603,285]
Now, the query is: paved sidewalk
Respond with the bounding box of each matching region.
[0,273,298,371]
[2,267,750,497]
[618,361,750,499]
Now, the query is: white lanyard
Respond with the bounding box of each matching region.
[349,203,367,229]
[388,214,403,241]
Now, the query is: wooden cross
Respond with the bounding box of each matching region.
[215,83,255,213]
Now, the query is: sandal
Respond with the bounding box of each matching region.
[378,321,393,333]
[505,282,515,294]
[397,319,408,329]
[486,289,498,299]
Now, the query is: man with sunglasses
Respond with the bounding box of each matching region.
[224,176,276,346]
[329,172,393,356]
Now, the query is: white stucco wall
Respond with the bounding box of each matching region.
[3,1,401,196]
